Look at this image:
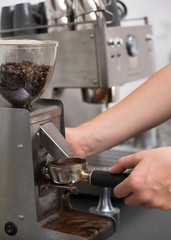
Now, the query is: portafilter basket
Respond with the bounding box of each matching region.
[0,39,58,107]
[48,156,128,188]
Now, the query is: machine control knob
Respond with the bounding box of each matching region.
[126,35,139,57]
[4,222,17,236]
[145,33,154,41]
[107,37,123,47]
[107,38,115,47]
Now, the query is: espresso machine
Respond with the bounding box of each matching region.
[0,39,121,239]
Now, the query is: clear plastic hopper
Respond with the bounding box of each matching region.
[0,39,58,107]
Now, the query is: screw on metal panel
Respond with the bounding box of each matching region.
[18,215,24,221]
[90,33,94,39]
[36,132,40,137]
[17,144,23,149]
[145,34,153,41]
[93,80,97,85]
[42,166,48,175]
[43,186,50,193]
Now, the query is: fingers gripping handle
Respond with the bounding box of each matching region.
[90,170,128,188]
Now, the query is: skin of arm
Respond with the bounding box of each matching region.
[65,64,171,210]
[66,64,171,158]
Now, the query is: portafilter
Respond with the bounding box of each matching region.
[47,156,128,188]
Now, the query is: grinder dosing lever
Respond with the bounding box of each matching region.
[47,156,128,188]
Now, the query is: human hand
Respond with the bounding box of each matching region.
[110,147,171,210]
[65,127,88,158]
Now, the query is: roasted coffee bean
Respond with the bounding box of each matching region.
[14,69,21,75]
[0,60,51,106]
[25,66,32,74]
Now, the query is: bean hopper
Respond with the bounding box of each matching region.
[0,39,128,239]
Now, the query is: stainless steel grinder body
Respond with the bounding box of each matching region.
[0,99,115,240]
[0,99,75,240]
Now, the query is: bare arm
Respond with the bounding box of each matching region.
[66,64,171,157]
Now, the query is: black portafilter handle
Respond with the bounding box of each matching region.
[90,170,129,188]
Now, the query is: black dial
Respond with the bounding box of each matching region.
[4,222,17,236]
[126,35,139,57]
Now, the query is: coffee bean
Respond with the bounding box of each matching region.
[0,60,52,106]
[25,66,32,74]
[14,69,21,75]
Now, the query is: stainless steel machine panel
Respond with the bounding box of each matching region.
[0,107,74,240]
[96,25,155,86]
[11,23,155,92]
[13,30,98,91]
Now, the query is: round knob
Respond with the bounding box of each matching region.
[126,35,139,57]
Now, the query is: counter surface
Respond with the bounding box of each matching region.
[70,194,171,240]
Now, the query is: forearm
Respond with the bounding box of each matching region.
[77,64,171,157]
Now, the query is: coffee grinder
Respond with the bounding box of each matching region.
[0,40,115,240]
